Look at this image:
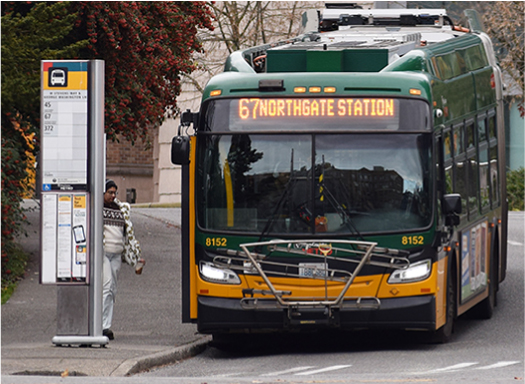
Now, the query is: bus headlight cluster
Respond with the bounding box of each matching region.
[388,259,431,284]
[199,261,241,284]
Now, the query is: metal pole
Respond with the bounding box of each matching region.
[89,59,106,340]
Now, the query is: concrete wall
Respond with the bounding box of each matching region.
[106,131,155,204]
[155,117,182,204]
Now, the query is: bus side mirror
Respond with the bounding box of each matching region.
[443,193,461,226]
[171,136,190,165]
[180,109,199,128]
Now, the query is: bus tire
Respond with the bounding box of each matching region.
[430,258,456,343]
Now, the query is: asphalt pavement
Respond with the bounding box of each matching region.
[2,200,210,377]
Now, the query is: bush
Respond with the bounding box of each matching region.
[1,131,30,282]
[1,243,28,304]
[507,167,525,211]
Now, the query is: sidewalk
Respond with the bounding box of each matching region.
[1,200,210,377]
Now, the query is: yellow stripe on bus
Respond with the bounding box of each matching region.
[189,136,198,319]
[223,160,234,227]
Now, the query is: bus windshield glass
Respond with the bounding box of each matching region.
[197,131,433,235]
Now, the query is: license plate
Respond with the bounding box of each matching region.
[298,263,328,278]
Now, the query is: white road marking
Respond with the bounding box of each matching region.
[261,366,316,376]
[475,361,521,370]
[294,365,352,375]
[508,240,523,246]
[417,362,478,374]
[210,373,242,377]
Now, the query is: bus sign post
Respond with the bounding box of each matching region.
[40,60,107,346]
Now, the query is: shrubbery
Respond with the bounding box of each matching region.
[507,167,525,211]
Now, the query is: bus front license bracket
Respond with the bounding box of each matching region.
[284,307,340,328]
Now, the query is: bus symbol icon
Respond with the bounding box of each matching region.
[49,67,68,87]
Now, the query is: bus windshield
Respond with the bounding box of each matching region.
[197,131,433,235]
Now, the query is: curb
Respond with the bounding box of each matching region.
[110,336,211,377]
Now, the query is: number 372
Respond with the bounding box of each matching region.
[401,235,424,246]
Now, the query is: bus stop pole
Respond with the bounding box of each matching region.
[89,59,106,340]
[51,60,107,346]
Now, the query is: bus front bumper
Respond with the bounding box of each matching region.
[197,295,436,334]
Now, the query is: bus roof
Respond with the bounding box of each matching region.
[223,7,483,76]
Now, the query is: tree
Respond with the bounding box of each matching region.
[179,1,322,109]
[482,1,524,116]
[72,2,214,142]
[2,2,88,281]
[1,1,214,283]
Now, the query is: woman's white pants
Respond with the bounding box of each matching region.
[102,252,122,330]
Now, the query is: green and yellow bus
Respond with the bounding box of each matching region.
[172,7,507,343]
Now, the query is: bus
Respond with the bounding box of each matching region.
[171,6,507,343]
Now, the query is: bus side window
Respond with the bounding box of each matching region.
[455,50,468,76]
[443,129,452,162]
[478,117,490,211]
[443,129,454,194]
[466,120,480,217]
[434,55,453,80]
[464,45,488,71]
[450,52,465,78]
[431,57,442,80]
[453,125,464,156]
[453,123,468,217]
[466,122,476,149]
[488,114,499,207]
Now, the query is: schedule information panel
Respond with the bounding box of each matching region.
[41,61,89,191]
[41,60,90,284]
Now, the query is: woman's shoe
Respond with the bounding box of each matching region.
[103,329,114,340]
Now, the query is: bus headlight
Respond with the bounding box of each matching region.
[388,259,432,284]
[200,261,241,284]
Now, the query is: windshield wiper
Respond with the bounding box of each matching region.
[257,149,296,242]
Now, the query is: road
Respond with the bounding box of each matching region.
[138,212,524,383]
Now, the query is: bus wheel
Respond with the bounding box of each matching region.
[430,262,456,343]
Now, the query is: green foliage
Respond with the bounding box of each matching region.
[72,1,214,142]
[1,2,88,281]
[507,168,525,211]
[2,2,88,128]
[1,243,28,305]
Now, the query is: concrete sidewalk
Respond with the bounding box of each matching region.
[1,200,210,377]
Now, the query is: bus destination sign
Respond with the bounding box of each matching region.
[238,98,396,120]
[228,97,400,131]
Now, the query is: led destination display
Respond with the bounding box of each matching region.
[224,97,408,131]
[238,97,396,120]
